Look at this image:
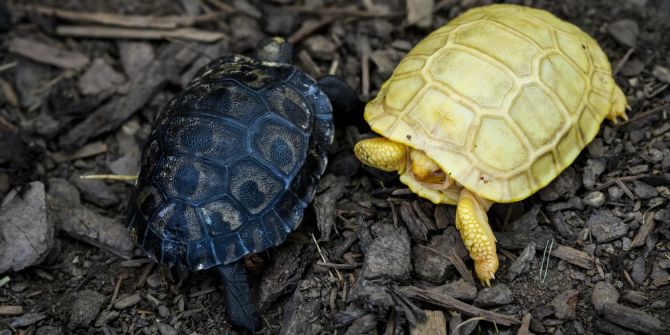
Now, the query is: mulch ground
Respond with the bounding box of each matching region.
[0,0,669,334]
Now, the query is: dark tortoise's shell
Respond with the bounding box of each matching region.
[127,55,334,271]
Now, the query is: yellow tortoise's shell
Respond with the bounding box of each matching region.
[365,4,624,203]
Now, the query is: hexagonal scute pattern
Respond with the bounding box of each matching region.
[473,117,528,172]
[408,87,475,148]
[228,158,284,215]
[155,156,228,203]
[510,85,566,148]
[265,84,312,131]
[183,84,266,124]
[362,4,622,202]
[253,118,307,176]
[430,49,514,108]
[162,115,244,159]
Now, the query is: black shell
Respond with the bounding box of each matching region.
[127,55,333,271]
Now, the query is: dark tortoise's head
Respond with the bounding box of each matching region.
[255,37,293,64]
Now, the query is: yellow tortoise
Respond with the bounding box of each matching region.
[354,4,628,286]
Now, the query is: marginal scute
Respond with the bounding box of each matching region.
[453,21,539,76]
[473,117,528,172]
[491,16,553,48]
[430,49,514,108]
[578,106,599,142]
[394,57,426,75]
[385,75,425,110]
[411,34,448,56]
[201,198,246,235]
[510,85,565,148]
[408,87,475,147]
[556,126,582,166]
[266,84,311,130]
[556,31,590,73]
[588,91,611,118]
[508,173,530,197]
[531,152,556,188]
[540,53,585,114]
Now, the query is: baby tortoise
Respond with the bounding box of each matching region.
[127,37,355,331]
[354,4,628,286]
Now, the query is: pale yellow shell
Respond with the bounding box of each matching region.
[364,4,626,203]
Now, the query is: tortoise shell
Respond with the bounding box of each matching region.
[127,55,333,271]
[364,4,627,203]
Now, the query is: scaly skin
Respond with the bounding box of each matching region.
[607,85,629,124]
[354,138,406,172]
[454,188,498,286]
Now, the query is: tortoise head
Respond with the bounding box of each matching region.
[255,37,293,64]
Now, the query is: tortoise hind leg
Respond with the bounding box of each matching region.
[213,261,260,332]
[454,188,498,287]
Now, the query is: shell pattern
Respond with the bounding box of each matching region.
[364,4,623,203]
[127,55,333,271]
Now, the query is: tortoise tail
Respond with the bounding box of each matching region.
[214,261,260,332]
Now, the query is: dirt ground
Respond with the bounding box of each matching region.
[1,0,669,334]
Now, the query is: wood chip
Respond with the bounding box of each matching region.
[410,310,447,335]
[8,37,89,70]
[18,4,223,29]
[56,25,224,43]
[50,141,108,163]
[631,210,656,248]
[59,43,199,149]
[550,244,594,269]
[602,302,667,334]
[517,313,532,335]
[0,305,23,316]
[407,0,434,28]
[399,286,521,326]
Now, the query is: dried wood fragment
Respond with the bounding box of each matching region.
[550,244,594,269]
[288,17,336,44]
[602,302,668,334]
[400,201,428,243]
[516,313,533,335]
[8,37,89,70]
[50,141,107,163]
[407,0,434,28]
[631,211,656,248]
[18,4,223,29]
[410,310,447,335]
[0,305,23,316]
[399,286,521,326]
[59,43,199,149]
[56,26,224,43]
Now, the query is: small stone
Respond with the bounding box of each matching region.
[434,278,477,301]
[588,210,628,243]
[623,290,647,305]
[652,65,670,83]
[607,19,639,48]
[591,281,619,312]
[118,42,154,78]
[0,182,53,273]
[539,167,581,201]
[362,225,411,281]
[620,59,645,76]
[632,181,658,199]
[622,237,632,251]
[158,305,170,318]
[78,58,125,95]
[94,310,119,327]
[550,289,579,320]
[70,173,119,208]
[113,293,142,309]
[146,272,162,288]
[10,312,47,327]
[505,242,536,281]
[69,290,106,329]
[303,35,337,60]
[583,191,606,207]
[473,284,513,307]
[157,322,177,335]
[583,159,606,189]
[263,7,296,35]
[608,186,624,201]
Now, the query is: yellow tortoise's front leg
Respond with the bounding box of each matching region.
[606,85,629,124]
[455,188,498,287]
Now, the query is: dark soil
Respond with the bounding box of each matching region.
[1,0,669,334]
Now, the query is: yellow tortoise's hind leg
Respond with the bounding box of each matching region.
[454,188,498,287]
[606,85,629,124]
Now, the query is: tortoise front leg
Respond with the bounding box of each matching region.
[213,261,260,332]
[454,188,498,287]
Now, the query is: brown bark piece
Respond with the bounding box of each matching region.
[8,37,89,70]
[410,310,447,335]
